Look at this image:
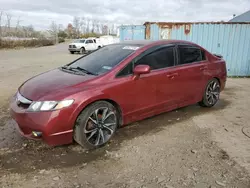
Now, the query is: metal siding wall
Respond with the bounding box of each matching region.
[119,25,145,41]
[132,25,146,40]
[150,24,160,40]
[153,23,250,76]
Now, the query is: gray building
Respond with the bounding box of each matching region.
[229,10,250,22]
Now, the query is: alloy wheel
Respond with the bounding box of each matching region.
[84,107,117,146]
[206,80,220,105]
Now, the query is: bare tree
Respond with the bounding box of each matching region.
[111,23,115,35]
[58,24,64,31]
[86,18,90,33]
[15,16,21,37]
[73,16,80,38]
[81,17,86,34]
[91,19,95,33]
[48,21,58,43]
[93,19,100,34]
[96,20,101,34]
[26,25,34,37]
[99,22,104,34]
[66,23,73,38]
[80,17,85,34]
[6,13,12,36]
[0,11,3,38]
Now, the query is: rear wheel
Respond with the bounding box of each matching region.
[199,78,220,107]
[70,51,74,54]
[74,101,119,149]
[80,47,85,54]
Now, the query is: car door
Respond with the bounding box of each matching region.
[147,45,180,112]
[114,45,179,122]
[85,40,94,50]
[93,39,97,49]
[173,44,208,107]
[114,64,157,123]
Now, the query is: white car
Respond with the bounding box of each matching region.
[68,38,102,54]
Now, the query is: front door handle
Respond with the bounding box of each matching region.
[166,73,179,79]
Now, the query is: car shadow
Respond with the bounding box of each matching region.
[0,98,231,174]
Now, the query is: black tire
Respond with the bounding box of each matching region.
[199,78,220,107]
[98,46,101,49]
[73,101,119,149]
[80,47,85,54]
[70,51,74,54]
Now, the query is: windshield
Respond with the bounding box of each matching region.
[67,44,139,75]
[73,39,85,43]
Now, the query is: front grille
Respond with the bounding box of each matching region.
[69,45,76,48]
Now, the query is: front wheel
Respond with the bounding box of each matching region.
[74,101,119,149]
[70,51,74,54]
[199,78,220,107]
[80,47,85,54]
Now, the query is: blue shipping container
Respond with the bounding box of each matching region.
[119,25,145,41]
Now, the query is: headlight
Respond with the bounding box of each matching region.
[28,99,74,112]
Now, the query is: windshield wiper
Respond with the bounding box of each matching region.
[61,66,69,70]
[68,66,98,75]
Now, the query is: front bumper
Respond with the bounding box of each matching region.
[9,96,74,146]
[68,48,81,52]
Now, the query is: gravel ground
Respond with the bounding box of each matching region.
[0,43,250,188]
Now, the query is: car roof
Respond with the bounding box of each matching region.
[118,39,195,47]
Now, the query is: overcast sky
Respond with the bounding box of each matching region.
[0,0,249,30]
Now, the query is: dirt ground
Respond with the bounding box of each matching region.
[0,43,250,188]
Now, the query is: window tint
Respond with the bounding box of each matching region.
[117,63,133,77]
[201,50,206,60]
[80,40,85,43]
[135,47,175,70]
[178,46,203,65]
[67,44,137,75]
[116,46,175,77]
[86,40,93,44]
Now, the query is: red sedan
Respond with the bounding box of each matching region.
[10,40,227,149]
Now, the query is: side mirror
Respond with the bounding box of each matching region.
[133,65,150,79]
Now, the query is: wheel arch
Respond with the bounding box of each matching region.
[213,77,221,85]
[74,98,123,128]
[212,77,222,91]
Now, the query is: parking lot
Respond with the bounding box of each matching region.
[0,43,250,188]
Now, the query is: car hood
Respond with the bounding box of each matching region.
[19,68,95,101]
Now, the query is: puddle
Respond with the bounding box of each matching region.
[0,99,230,174]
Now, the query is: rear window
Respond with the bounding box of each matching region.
[178,46,203,65]
[67,44,139,75]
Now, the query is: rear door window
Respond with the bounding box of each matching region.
[178,45,204,65]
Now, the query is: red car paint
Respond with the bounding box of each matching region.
[10,40,227,146]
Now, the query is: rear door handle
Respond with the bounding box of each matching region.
[166,73,179,79]
[200,66,208,71]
